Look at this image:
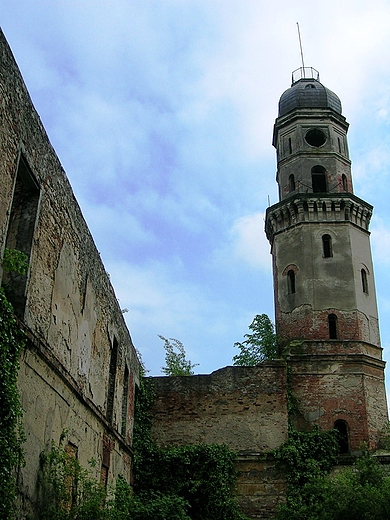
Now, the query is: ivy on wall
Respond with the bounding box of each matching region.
[0,286,26,519]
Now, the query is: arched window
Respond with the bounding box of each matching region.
[322,234,332,258]
[342,174,347,191]
[334,420,349,454]
[287,269,296,294]
[289,174,296,192]
[311,166,327,193]
[361,268,368,294]
[328,314,338,339]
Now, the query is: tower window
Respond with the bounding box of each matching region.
[288,137,292,154]
[334,420,349,454]
[338,137,342,153]
[287,269,296,294]
[322,234,332,258]
[361,269,368,294]
[289,174,296,192]
[342,174,347,191]
[305,128,326,147]
[311,166,327,193]
[328,314,338,339]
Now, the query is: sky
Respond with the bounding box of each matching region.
[2,1,390,382]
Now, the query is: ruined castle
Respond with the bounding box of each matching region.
[0,29,387,519]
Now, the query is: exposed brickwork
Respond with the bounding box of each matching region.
[151,363,288,453]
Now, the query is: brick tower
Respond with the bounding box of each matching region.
[265,67,388,452]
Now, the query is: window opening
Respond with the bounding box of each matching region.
[2,156,40,317]
[361,269,368,294]
[287,269,296,294]
[288,137,292,154]
[322,234,332,258]
[311,166,327,193]
[289,174,295,192]
[328,314,338,339]
[305,128,326,147]
[121,365,129,438]
[342,174,347,191]
[338,137,342,153]
[106,336,118,423]
[334,420,349,454]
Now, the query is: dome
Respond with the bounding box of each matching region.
[278,70,342,117]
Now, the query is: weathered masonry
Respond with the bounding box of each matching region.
[0,29,140,518]
[150,68,389,519]
[266,67,388,452]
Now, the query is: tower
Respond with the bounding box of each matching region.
[265,67,388,452]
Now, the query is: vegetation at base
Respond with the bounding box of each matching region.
[233,313,281,365]
[0,250,27,519]
[159,335,199,376]
[275,450,390,520]
[36,369,248,520]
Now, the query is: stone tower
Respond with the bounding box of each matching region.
[265,67,388,452]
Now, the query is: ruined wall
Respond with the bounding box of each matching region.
[288,340,388,451]
[0,29,139,517]
[150,364,288,519]
[150,364,288,452]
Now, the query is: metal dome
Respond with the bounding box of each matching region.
[278,67,342,117]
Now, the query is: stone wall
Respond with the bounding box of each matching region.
[150,363,288,518]
[0,29,140,518]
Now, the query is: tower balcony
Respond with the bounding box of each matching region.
[265,193,373,244]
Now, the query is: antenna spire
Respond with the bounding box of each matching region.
[296,22,305,75]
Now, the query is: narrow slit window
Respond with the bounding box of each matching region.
[361,269,368,294]
[328,314,338,339]
[289,174,296,192]
[287,269,296,294]
[288,137,292,154]
[121,365,129,438]
[322,234,332,258]
[342,174,347,191]
[106,336,118,423]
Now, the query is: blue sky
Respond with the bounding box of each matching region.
[2,1,390,383]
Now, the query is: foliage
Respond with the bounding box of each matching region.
[274,427,339,488]
[38,439,108,520]
[233,314,280,366]
[0,285,26,518]
[111,476,190,520]
[2,248,29,275]
[132,372,248,520]
[276,452,390,520]
[159,335,199,376]
[135,442,247,520]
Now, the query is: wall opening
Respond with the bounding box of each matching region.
[334,420,349,454]
[121,364,129,438]
[342,174,347,191]
[106,336,118,424]
[328,314,338,339]
[311,166,327,193]
[289,174,296,192]
[322,234,332,258]
[287,269,296,294]
[361,268,368,294]
[288,137,292,154]
[2,155,40,317]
